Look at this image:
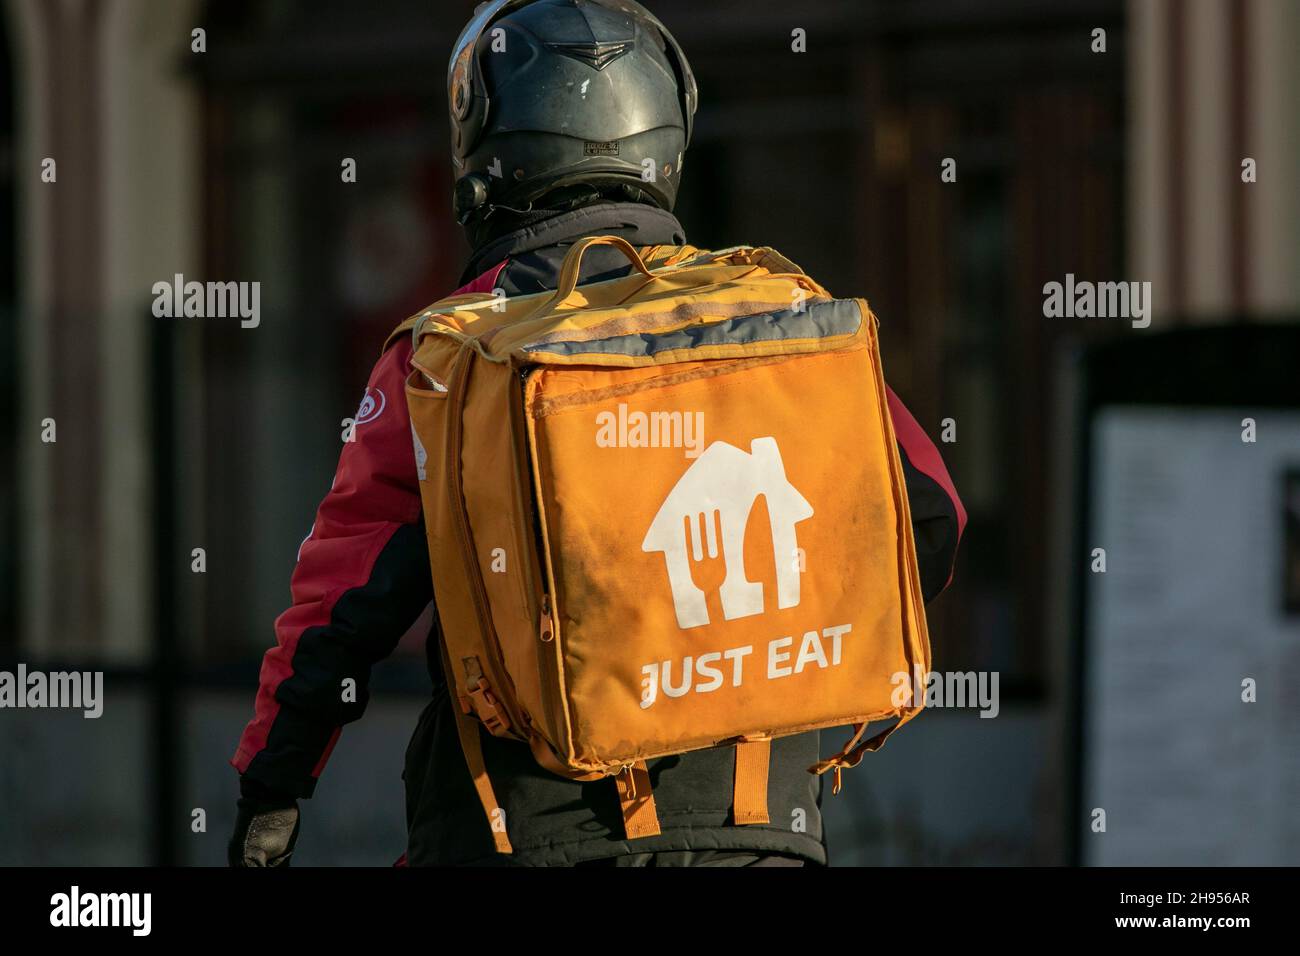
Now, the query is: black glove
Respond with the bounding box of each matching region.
[228,777,301,867]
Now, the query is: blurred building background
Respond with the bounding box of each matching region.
[0,0,1297,865]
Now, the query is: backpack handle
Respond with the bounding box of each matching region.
[526,235,656,321]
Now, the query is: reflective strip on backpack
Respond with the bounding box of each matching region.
[520,297,862,357]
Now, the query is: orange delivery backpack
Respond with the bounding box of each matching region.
[384,236,931,853]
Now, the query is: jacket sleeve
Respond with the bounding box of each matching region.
[231,339,433,798]
[886,386,966,603]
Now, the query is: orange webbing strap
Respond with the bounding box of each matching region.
[732,739,771,825]
[449,702,513,854]
[440,643,513,854]
[615,760,661,839]
[810,711,919,794]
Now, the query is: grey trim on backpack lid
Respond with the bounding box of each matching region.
[522,297,862,357]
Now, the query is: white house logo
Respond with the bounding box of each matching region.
[642,437,813,629]
[355,387,386,425]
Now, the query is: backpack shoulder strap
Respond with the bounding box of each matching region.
[438,638,513,855]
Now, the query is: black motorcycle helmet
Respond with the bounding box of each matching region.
[448,0,697,238]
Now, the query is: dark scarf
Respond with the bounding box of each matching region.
[459,200,688,287]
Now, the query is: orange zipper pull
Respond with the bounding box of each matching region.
[538,593,554,643]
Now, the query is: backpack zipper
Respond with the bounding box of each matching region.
[517,364,566,743]
[538,592,554,643]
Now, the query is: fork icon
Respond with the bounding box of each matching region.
[678,508,765,628]
[684,510,727,622]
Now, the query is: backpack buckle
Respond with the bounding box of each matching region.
[465,678,511,736]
